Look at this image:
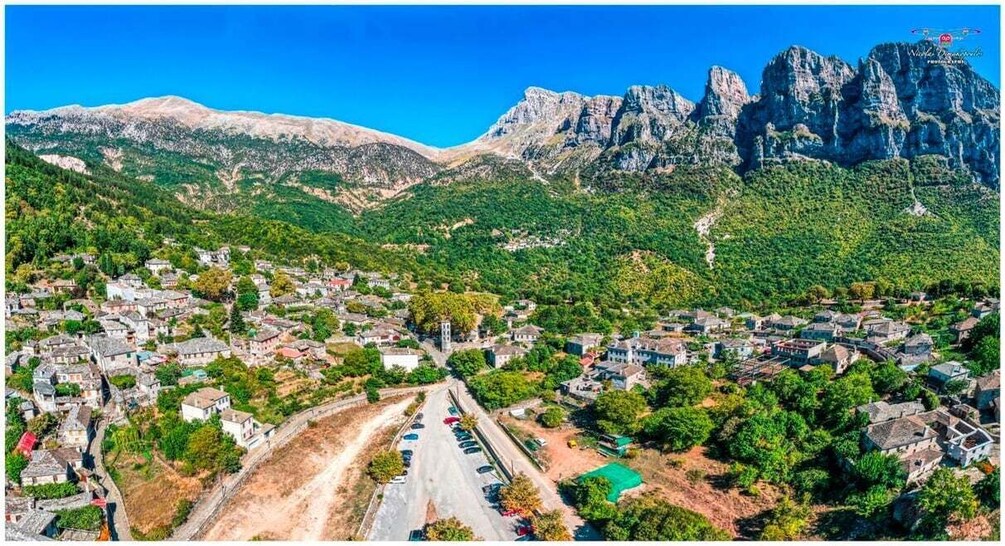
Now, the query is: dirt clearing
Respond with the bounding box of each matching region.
[626,446,781,538]
[201,395,412,541]
[114,452,202,538]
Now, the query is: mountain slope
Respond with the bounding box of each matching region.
[3,142,430,280]
[6,97,443,213]
[8,41,999,209]
[6,138,998,313]
[359,156,998,308]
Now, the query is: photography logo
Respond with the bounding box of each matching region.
[909,27,983,64]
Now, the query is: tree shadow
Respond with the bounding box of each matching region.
[735,507,773,539]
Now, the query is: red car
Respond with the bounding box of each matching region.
[500,508,521,518]
[516,525,533,537]
[443,416,461,425]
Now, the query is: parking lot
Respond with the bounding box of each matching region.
[368,387,520,541]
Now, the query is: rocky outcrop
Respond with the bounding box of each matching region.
[735,46,856,166]
[471,42,998,186]
[692,66,751,165]
[6,41,1000,194]
[737,42,1000,185]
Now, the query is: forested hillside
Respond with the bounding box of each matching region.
[5,141,999,320]
[3,142,430,287]
[360,157,999,311]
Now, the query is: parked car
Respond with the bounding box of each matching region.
[463,446,483,454]
[482,483,503,496]
[500,508,520,517]
[390,475,407,484]
[535,438,547,447]
[415,413,424,420]
[448,406,459,416]
[400,449,414,457]
[403,459,411,468]
[410,423,425,429]
[443,417,460,425]
[517,525,533,537]
[455,434,473,442]
[403,433,420,441]
[408,529,424,541]
[459,440,479,448]
[476,465,494,474]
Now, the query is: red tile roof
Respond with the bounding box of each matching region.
[15,431,37,456]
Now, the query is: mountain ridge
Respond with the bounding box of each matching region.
[6,40,1000,208]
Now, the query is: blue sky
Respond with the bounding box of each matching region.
[5,4,1000,147]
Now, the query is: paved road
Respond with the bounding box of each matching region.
[450,380,601,540]
[369,386,518,541]
[88,402,132,541]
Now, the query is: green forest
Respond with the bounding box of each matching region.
[5,142,999,321]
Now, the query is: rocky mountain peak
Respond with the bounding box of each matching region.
[6,41,1000,191]
[695,66,750,120]
[621,85,695,119]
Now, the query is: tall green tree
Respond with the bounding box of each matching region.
[642,407,713,452]
[593,390,647,435]
[917,468,978,537]
[229,304,246,335]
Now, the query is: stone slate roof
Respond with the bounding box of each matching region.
[59,405,92,433]
[87,334,134,357]
[976,370,1000,391]
[182,387,230,410]
[865,415,936,451]
[490,344,527,357]
[171,337,229,356]
[251,328,281,343]
[819,344,850,362]
[857,400,925,424]
[220,408,253,424]
[21,450,69,479]
[512,325,544,336]
[9,510,57,537]
[904,333,934,348]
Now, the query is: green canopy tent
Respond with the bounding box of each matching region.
[577,462,643,502]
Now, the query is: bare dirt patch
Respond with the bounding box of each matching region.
[501,416,607,481]
[321,417,400,539]
[114,453,202,536]
[201,396,412,541]
[626,446,781,539]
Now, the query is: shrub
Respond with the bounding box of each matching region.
[55,505,104,531]
[685,469,706,484]
[109,374,137,390]
[539,406,565,428]
[367,450,404,484]
[24,482,80,499]
[424,517,476,541]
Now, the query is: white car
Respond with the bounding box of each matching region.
[535,438,547,447]
[390,475,407,484]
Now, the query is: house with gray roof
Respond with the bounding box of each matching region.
[857,400,925,424]
[566,333,604,356]
[167,337,231,366]
[20,450,73,486]
[57,405,93,450]
[487,344,528,368]
[7,509,58,540]
[800,322,842,342]
[86,334,136,372]
[975,370,1000,410]
[862,415,938,456]
[928,362,971,392]
[902,333,934,357]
